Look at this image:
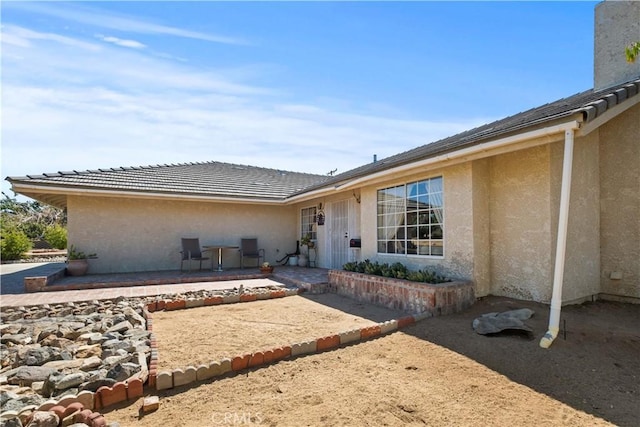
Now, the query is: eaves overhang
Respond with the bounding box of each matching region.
[285,116,584,203]
[6,181,292,209]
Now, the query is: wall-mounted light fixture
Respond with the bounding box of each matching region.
[316,202,325,226]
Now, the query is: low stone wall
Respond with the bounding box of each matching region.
[328,270,475,316]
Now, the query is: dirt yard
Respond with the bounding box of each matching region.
[152,294,405,369]
[106,295,639,427]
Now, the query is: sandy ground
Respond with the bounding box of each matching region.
[106,295,640,427]
[152,294,404,370]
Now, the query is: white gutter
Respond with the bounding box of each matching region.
[334,121,581,192]
[540,128,575,349]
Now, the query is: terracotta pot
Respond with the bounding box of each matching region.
[66,259,89,276]
[260,266,274,274]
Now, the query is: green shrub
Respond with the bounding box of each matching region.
[342,260,450,284]
[18,222,46,240]
[1,229,32,260]
[43,224,67,249]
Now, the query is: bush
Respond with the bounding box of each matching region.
[1,228,32,260]
[342,260,450,284]
[43,224,67,249]
[18,222,46,240]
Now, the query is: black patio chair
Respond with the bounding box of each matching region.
[180,238,210,272]
[240,238,265,268]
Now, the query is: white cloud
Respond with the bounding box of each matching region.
[1,24,101,51]
[5,2,248,45]
[1,24,491,198]
[96,34,146,49]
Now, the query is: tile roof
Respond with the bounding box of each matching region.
[300,77,640,193]
[7,161,329,202]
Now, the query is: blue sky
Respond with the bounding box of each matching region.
[2,1,598,198]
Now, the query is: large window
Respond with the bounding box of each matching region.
[301,206,317,241]
[377,176,443,256]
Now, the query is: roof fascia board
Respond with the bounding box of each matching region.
[284,186,345,205]
[9,184,287,206]
[334,120,582,192]
[578,93,640,136]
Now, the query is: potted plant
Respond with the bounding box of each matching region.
[260,261,274,274]
[66,245,97,276]
[300,233,314,248]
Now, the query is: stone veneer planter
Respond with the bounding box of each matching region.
[328,270,474,316]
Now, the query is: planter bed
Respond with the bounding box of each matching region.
[328,270,474,316]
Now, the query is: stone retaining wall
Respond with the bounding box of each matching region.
[328,270,475,316]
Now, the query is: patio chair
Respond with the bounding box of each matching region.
[240,238,265,268]
[180,238,210,272]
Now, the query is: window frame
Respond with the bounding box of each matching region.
[376,176,444,258]
[300,206,317,242]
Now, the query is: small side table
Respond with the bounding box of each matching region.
[203,245,239,272]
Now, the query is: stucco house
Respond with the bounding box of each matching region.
[6,1,639,312]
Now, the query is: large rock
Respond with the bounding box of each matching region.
[25,411,59,427]
[42,359,84,371]
[105,321,133,334]
[80,356,102,371]
[472,308,535,336]
[53,372,88,390]
[7,367,58,386]
[21,347,61,366]
[101,340,131,352]
[1,334,32,346]
[75,344,102,359]
[106,363,140,382]
[0,393,45,413]
[123,307,145,328]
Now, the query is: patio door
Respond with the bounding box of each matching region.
[329,199,350,269]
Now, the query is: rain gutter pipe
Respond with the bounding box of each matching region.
[540,128,576,349]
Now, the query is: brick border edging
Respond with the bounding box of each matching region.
[153,311,428,392]
[0,390,108,427]
[142,287,298,392]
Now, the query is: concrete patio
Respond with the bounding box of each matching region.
[0,263,329,307]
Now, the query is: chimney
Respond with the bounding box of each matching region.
[594,1,640,91]
[373,154,377,163]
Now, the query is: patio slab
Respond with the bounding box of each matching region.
[0,265,329,307]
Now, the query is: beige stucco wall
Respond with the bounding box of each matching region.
[489,145,554,302]
[471,158,492,297]
[599,103,640,299]
[67,196,297,273]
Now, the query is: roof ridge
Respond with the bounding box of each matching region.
[9,159,329,182]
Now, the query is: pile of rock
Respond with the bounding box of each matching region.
[1,298,150,416]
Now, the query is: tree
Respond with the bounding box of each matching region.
[1,192,66,241]
[626,41,640,63]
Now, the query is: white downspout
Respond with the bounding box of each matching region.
[540,129,575,349]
